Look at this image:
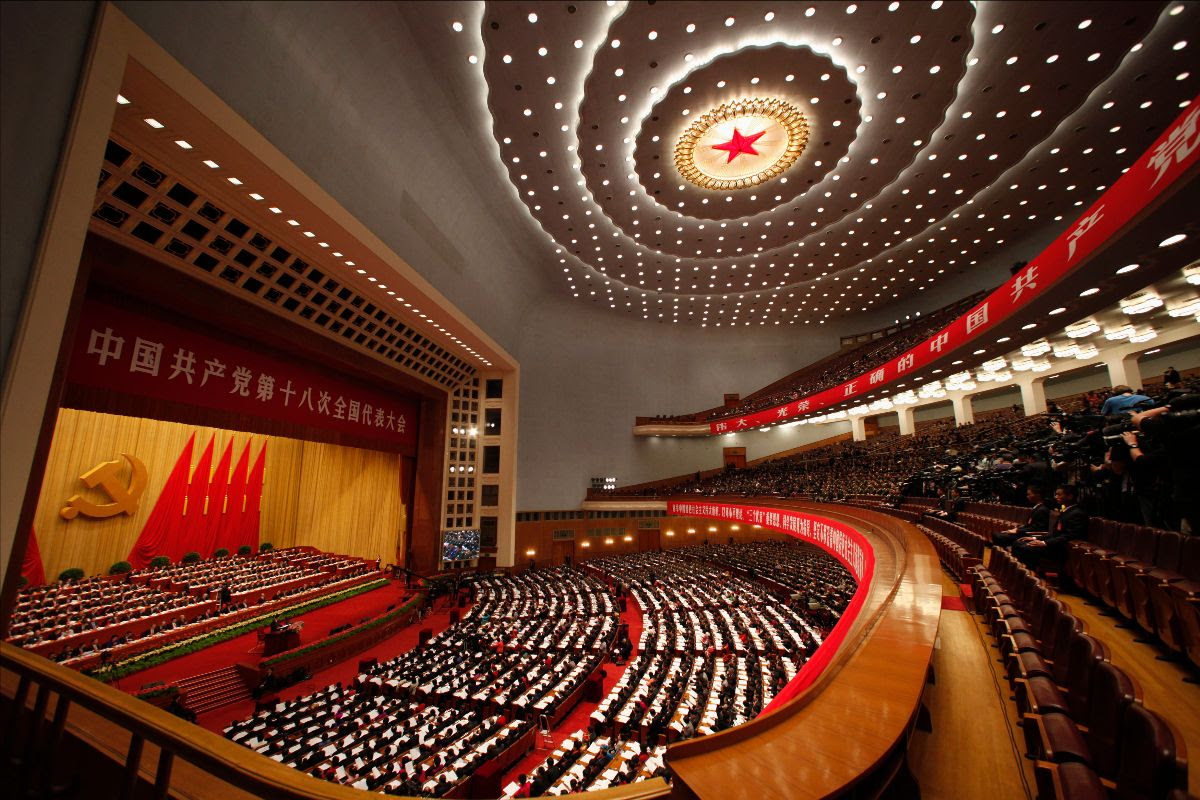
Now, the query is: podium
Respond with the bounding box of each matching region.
[263,628,300,656]
[418,628,433,646]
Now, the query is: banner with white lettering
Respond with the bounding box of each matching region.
[69,299,419,448]
[711,95,1200,434]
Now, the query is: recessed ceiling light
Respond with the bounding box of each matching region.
[451,21,463,32]
[116,94,130,105]
[202,159,219,169]
[1048,307,1067,315]
[227,177,242,185]
[467,54,477,64]
[1021,323,1038,330]
[527,12,537,23]
[1159,233,1186,247]
[248,193,263,201]
[1116,263,1139,274]
[724,17,735,27]
[174,140,192,149]
[764,11,775,21]
[992,24,1004,34]
[1079,287,1100,296]
[143,118,164,128]
[287,219,299,226]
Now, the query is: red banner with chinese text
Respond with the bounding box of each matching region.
[68,299,419,448]
[666,500,874,714]
[711,95,1200,434]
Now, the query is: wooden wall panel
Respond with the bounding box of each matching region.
[31,409,404,580]
[514,514,793,568]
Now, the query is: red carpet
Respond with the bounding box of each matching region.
[941,596,967,612]
[958,583,974,599]
[194,591,468,733]
[498,593,645,785]
[122,579,410,697]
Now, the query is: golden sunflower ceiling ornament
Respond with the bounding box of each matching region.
[673,97,810,191]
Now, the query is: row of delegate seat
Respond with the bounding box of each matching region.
[1066,520,1200,671]
[971,548,1189,800]
[914,524,982,581]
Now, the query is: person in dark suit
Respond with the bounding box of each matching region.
[992,485,1051,547]
[1014,484,1087,571]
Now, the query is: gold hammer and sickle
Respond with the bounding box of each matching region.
[60,453,148,520]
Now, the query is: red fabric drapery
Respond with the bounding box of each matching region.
[241,441,267,552]
[127,433,195,568]
[214,441,250,554]
[201,439,234,557]
[22,527,46,586]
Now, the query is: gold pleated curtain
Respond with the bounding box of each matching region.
[31,409,404,580]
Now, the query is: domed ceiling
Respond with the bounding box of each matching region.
[402,1,1198,326]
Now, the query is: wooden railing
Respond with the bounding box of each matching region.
[1,503,939,800]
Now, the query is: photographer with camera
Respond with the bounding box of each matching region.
[1120,394,1200,534]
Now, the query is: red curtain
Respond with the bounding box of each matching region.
[201,439,234,557]
[241,441,267,552]
[22,526,46,586]
[127,433,195,567]
[214,440,250,554]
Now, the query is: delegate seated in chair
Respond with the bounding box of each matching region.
[1013,484,1087,572]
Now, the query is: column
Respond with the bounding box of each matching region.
[897,405,916,436]
[1016,375,1048,416]
[952,393,975,426]
[1105,352,1142,389]
[850,415,867,442]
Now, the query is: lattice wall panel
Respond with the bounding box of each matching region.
[91,136,476,390]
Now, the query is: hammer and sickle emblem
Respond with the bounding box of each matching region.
[60,453,148,520]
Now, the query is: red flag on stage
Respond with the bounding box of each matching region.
[22,527,46,586]
[128,433,196,567]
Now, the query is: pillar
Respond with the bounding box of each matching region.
[851,415,867,442]
[952,393,975,426]
[1105,353,1142,389]
[1016,375,1048,417]
[897,406,916,436]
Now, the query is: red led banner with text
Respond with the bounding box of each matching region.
[711,95,1200,434]
[667,501,874,712]
[69,299,419,449]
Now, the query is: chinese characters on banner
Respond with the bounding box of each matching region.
[711,95,1200,435]
[70,299,419,450]
[667,501,871,583]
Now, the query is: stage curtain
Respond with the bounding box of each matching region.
[22,527,46,586]
[185,434,215,554]
[127,433,195,567]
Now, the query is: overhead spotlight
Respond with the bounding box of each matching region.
[1167,294,1199,317]
[1184,264,1200,285]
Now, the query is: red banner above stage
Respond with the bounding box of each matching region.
[68,299,419,448]
[711,95,1200,435]
[667,501,874,713]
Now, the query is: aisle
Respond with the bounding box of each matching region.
[906,571,1033,800]
[497,593,645,787]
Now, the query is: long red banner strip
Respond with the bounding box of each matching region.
[666,501,874,712]
[711,95,1200,434]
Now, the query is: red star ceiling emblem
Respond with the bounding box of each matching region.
[711,127,766,163]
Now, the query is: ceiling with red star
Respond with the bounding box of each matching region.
[400,1,1198,327]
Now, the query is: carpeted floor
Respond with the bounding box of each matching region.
[121,578,411,698]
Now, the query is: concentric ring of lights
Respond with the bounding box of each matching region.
[673,97,809,191]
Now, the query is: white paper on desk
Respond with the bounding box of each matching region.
[323,744,336,756]
[408,747,421,760]
[503,780,520,796]
[353,779,368,790]
[354,758,364,770]
[445,770,459,782]
[453,758,466,770]
[270,753,284,762]
[231,731,247,742]
[404,763,416,778]
[351,745,363,756]
[603,769,618,780]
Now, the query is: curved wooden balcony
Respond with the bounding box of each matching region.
[1,502,939,799]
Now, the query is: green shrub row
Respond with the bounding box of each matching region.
[262,590,427,668]
[87,578,389,682]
